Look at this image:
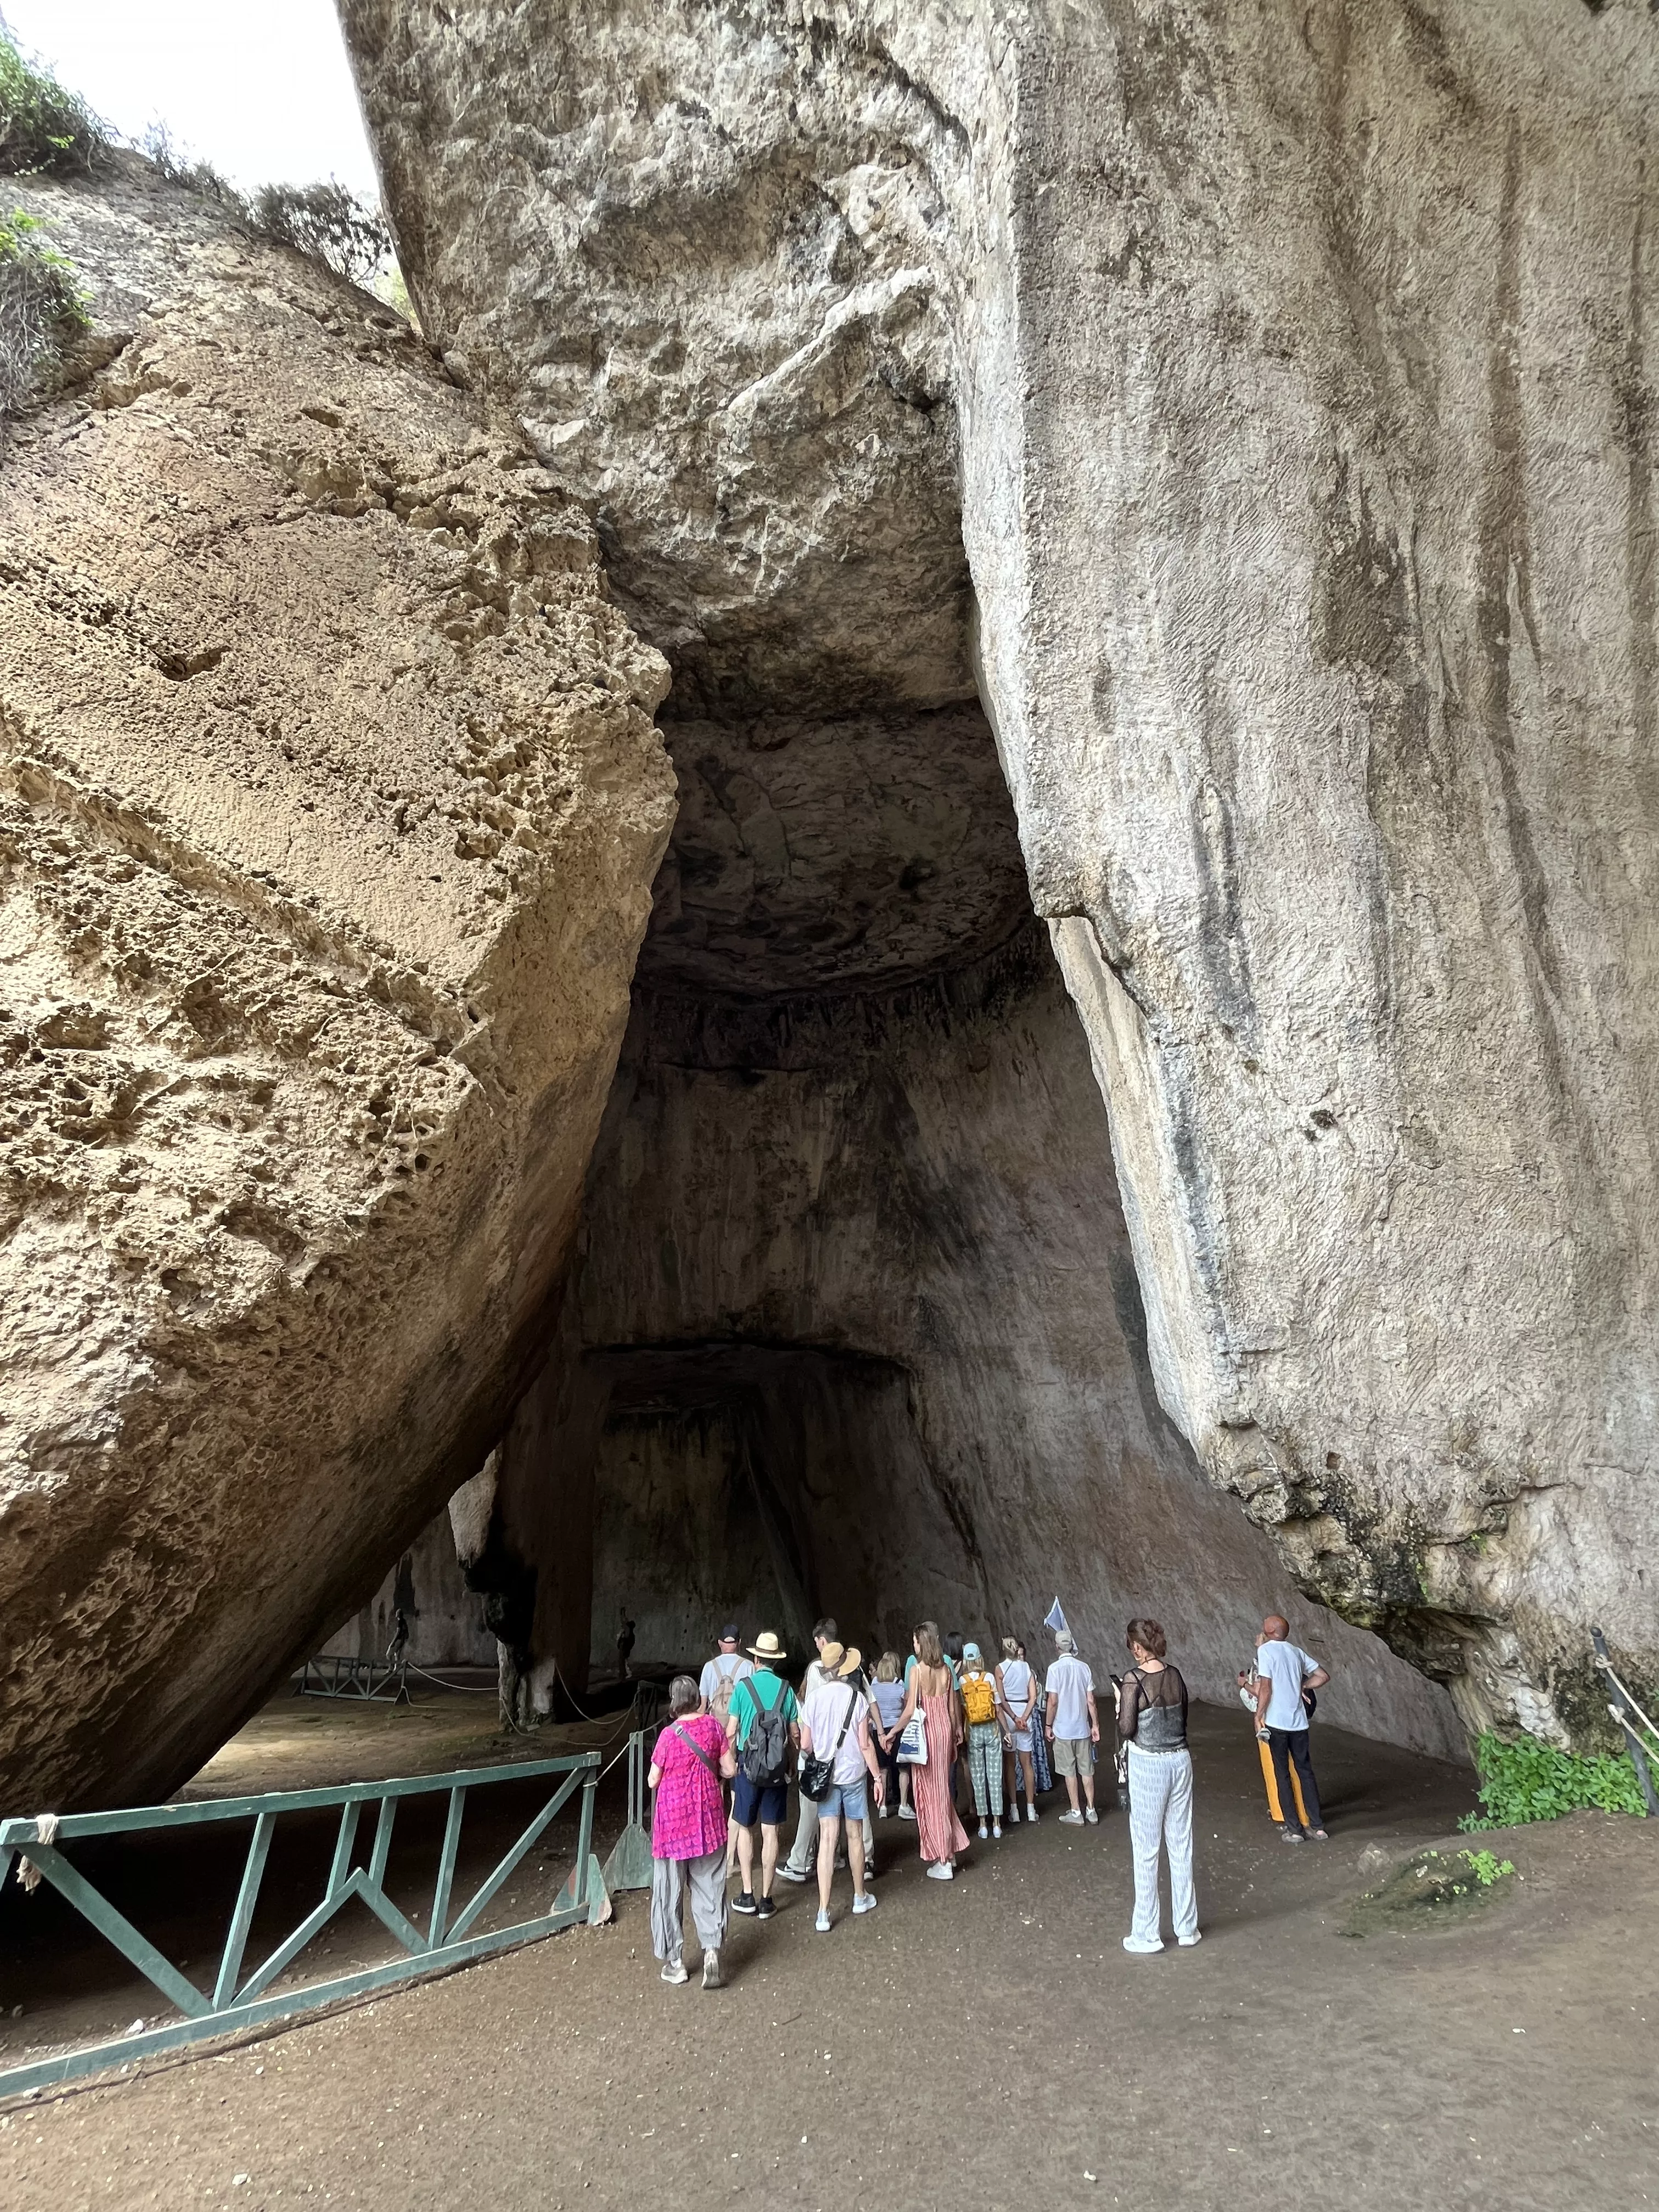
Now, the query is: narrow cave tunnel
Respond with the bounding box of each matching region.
[423,686,1464,1758]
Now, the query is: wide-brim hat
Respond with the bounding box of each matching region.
[749,1630,787,1661]
[819,1640,847,1674]
[836,1646,863,1680]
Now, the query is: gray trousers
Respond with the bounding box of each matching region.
[651,1849,728,1965]
[784,1782,875,1875]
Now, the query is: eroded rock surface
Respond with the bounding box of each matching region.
[0,159,674,1806]
[345,0,1659,1742]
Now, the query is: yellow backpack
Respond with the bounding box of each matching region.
[962,1671,997,1725]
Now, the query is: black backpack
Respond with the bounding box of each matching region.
[738,1673,792,1787]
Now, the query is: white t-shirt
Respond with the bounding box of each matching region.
[698,1652,753,1705]
[800,1680,869,1786]
[1257,1639,1318,1730]
[1046,1653,1094,1739]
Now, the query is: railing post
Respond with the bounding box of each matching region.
[326,1802,360,1897]
[429,1787,465,1949]
[213,1811,275,2011]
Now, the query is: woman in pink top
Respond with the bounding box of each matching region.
[649,1673,737,1988]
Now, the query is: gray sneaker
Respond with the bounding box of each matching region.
[702,1948,723,1988]
[776,1865,810,1884]
[1084,1807,1099,1825]
[1058,1809,1085,1826]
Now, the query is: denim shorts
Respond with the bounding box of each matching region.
[815,1778,868,1824]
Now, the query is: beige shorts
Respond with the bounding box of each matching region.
[1053,1735,1095,1778]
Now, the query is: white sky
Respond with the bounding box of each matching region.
[2,1,379,198]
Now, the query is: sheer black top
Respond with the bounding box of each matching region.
[1118,1664,1189,1752]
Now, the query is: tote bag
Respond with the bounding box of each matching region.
[896,1712,928,1766]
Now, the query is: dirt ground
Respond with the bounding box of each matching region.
[0,1700,1653,2212]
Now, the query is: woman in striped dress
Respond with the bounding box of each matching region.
[894,1622,969,1879]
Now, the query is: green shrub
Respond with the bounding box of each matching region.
[0,30,106,177]
[248,182,391,287]
[1460,1729,1649,1830]
[1459,1848,1515,1887]
[137,121,237,206]
[0,205,87,413]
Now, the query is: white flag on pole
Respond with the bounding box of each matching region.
[1043,1597,1069,1634]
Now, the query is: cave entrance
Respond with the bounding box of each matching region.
[411,685,1460,1758]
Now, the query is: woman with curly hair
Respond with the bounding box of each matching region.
[1118,1618,1199,1954]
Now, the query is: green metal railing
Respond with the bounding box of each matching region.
[0,1750,609,2100]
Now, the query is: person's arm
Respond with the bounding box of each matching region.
[859,1709,883,1799]
[1086,1685,1100,1743]
[718,1737,737,1779]
[896,1678,919,1731]
[1252,1661,1273,1734]
[1045,1687,1058,1740]
[647,1762,663,1788]
[1117,1673,1140,1743]
[797,1709,815,1758]
[1304,1658,1330,1693]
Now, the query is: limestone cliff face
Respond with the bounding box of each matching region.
[343,0,1659,1743]
[0,159,675,1806]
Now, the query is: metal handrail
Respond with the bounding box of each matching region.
[0,1749,611,2100]
[1592,1626,1659,1816]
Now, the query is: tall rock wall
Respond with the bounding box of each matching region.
[343,0,1659,1743]
[0,160,674,1807]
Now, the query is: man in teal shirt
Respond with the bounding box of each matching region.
[725,1631,800,1917]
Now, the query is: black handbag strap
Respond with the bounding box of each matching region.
[672,1722,724,1779]
[830,1683,860,1756]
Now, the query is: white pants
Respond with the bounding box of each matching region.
[1126,1743,1197,1943]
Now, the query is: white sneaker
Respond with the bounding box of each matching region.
[1058,1809,1085,1826]
[878,1805,890,1819]
[776,1865,810,1884]
[661,1960,689,1984]
[1177,1931,1202,1947]
[702,1948,723,1988]
[991,1822,1002,1839]
[1026,1805,1039,1822]
[1085,1807,1099,1824]
[1122,1935,1164,1955]
[977,1821,989,1841]
[815,1909,832,1933]
[925,1861,955,1881]
[897,1805,917,1821]
[853,1891,878,1915]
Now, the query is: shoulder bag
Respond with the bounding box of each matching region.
[799,1685,860,1801]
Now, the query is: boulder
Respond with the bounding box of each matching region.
[0,157,674,1807]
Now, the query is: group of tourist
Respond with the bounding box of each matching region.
[648,1609,1330,1989]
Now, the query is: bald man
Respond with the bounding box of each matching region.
[1249,1617,1330,1841]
